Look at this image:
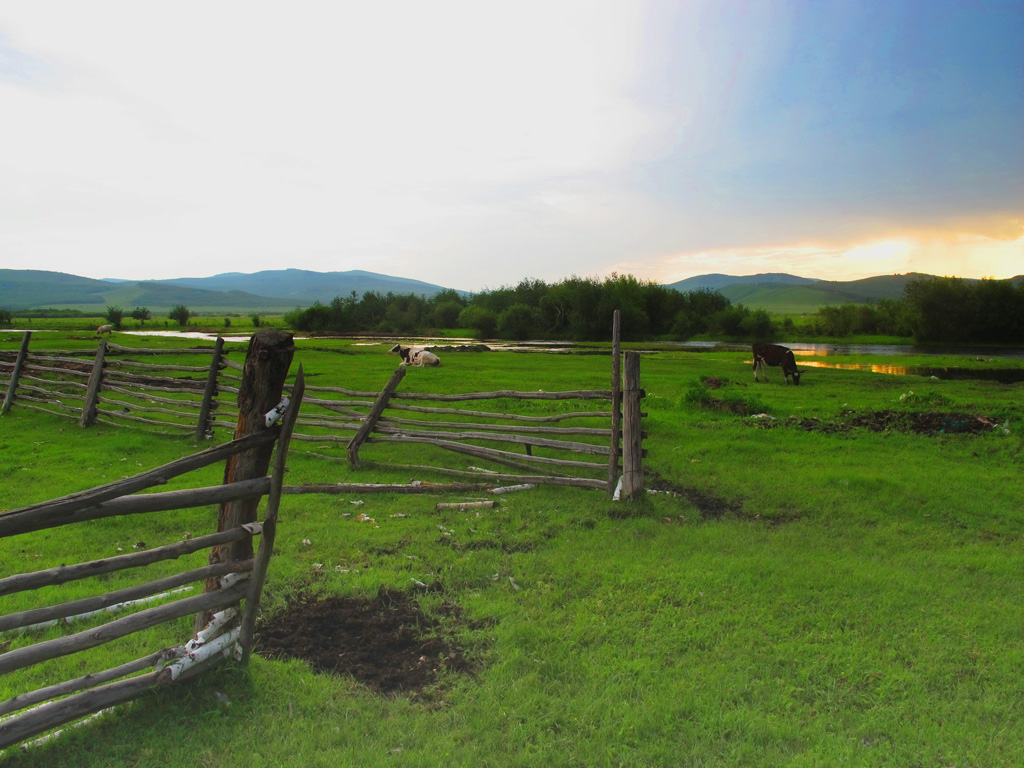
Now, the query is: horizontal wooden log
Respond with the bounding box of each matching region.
[101,383,204,407]
[18,382,87,398]
[92,418,182,436]
[360,460,607,488]
[393,389,613,402]
[0,429,278,532]
[22,354,96,365]
[0,647,177,718]
[0,478,270,537]
[94,409,193,430]
[13,394,84,414]
[222,357,244,371]
[286,382,376,397]
[293,416,361,429]
[106,360,210,373]
[436,500,495,510]
[373,425,611,455]
[0,560,254,633]
[367,434,608,473]
[104,370,206,390]
[107,343,220,356]
[219,384,240,395]
[0,668,162,750]
[19,375,88,391]
[0,578,249,675]
[386,401,613,422]
[21,363,90,379]
[282,482,498,495]
[378,415,610,437]
[0,525,261,596]
[98,395,206,417]
[6,402,79,420]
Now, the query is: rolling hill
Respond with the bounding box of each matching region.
[0,269,464,312]
[665,272,934,313]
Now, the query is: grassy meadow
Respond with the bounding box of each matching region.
[1,333,1023,767]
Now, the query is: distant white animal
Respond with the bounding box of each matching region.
[96,324,114,335]
[388,344,440,367]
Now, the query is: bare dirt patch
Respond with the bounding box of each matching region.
[254,587,473,696]
[646,470,741,520]
[749,410,1005,436]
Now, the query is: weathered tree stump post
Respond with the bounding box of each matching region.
[198,330,294,630]
[79,339,107,428]
[2,331,31,415]
[621,351,645,500]
[195,336,225,441]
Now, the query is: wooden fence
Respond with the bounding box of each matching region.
[0,332,303,751]
[1,318,645,498]
[283,315,645,499]
[1,334,241,441]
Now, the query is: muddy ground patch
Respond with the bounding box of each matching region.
[254,587,474,696]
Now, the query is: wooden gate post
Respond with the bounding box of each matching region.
[621,351,645,500]
[199,330,294,628]
[79,339,108,428]
[195,336,225,441]
[607,310,621,497]
[1,331,31,415]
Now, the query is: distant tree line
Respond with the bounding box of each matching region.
[810,276,1024,343]
[283,275,777,341]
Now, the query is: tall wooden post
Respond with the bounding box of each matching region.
[621,351,644,500]
[199,330,294,629]
[79,340,107,427]
[1,332,31,415]
[607,310,621,497]
[195,337,225,441]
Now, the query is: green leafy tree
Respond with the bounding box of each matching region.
[458,305,498,339]
[105,306,124,330]
[497,303,540,340]
[130,307,151,325]
[169,305,191,327]
[0,309,12,325]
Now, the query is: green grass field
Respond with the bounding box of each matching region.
[2,336,1023,767]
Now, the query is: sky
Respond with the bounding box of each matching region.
[1,0,1021,292]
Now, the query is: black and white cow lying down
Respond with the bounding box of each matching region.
[388,344,441,367]
[752,343,801,385]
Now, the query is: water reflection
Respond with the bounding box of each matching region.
[798,359,1024,383]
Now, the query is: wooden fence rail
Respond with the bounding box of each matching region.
[0,333,239,439]
[0,331,303,752]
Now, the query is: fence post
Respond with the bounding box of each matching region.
[347,365,407,468]
[1,331,31,415]
[238,365,305,663]
[195,336,225,441]
[607,310,621,497]
[79,340,107,428]
[198,330,294,631]
[621,351,644,500]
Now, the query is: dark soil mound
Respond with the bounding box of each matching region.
[254,587,471,695]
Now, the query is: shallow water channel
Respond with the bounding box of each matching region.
[106,332,1024,382]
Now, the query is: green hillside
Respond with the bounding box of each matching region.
[0,268,457,313]
[677,272,934,314]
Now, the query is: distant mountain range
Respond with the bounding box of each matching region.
[663,272,1024,313]
[1,268,1019,314]
[0,268,463,312]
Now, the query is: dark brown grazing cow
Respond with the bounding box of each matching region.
[752,343,801,385]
